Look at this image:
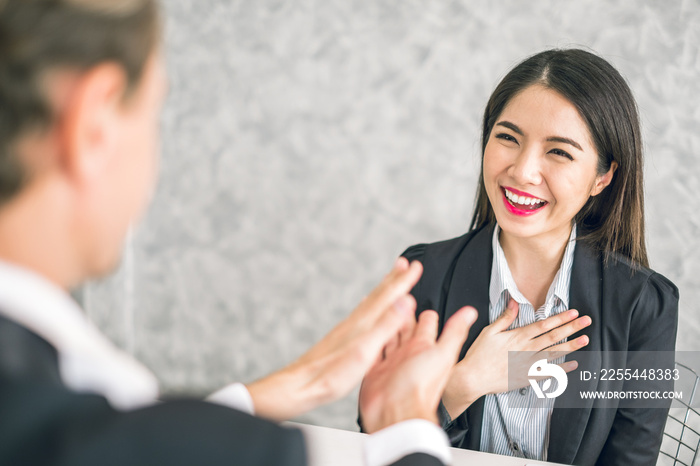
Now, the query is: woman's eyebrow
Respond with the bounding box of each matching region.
[495,121,522,135]
[496,121,583,151]
[547,136,583,151]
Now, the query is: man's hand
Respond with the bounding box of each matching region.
[246,258,423,421]
[442,298,591,419]
[358,306,478,434]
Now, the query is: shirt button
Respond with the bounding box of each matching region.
[519,387,527,395]
[512,442,519,452]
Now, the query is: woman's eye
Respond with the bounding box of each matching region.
[495,133,518,144]
[550,148,574,161]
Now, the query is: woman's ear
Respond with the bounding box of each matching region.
[590,161,618,196]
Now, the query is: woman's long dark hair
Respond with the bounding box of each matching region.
[470,49,648,268]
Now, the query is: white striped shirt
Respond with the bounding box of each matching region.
[479,224,576,461]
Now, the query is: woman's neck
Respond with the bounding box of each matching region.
[499,224,573,309]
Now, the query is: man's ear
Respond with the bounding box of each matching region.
[58,63,128,184]
[591,161,618,196]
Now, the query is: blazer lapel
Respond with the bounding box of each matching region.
[443,225,494,450]
[548,241,603,464]
[443,225,493,351]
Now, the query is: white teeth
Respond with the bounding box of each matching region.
[504,189,544,206]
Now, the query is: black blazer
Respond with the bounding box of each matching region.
[402,225,679,466]
[0,315,442,466]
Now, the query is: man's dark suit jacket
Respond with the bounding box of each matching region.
[0,315,442,466]
[402,225,679,466]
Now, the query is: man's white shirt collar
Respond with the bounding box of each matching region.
[0,260,159,410]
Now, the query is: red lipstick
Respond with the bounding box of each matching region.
[500,187,548,217]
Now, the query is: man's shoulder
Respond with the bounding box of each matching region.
[0,313,62,384]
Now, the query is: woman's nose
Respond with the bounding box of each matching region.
[508,147,543,186]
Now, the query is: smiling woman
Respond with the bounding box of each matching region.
[482,83,618,309]
[473,49,646,267]
[487,87,612,228]
[360,49,679,466]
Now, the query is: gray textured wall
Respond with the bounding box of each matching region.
[83,0,700,430]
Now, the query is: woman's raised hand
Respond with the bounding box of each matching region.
[441,298,591,420]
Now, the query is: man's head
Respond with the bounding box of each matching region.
[0,0,164,286]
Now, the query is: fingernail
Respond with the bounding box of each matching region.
[569,309,579,318]
[464,308,478,325]
[393,295,413,316]
[579,335,589,345]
